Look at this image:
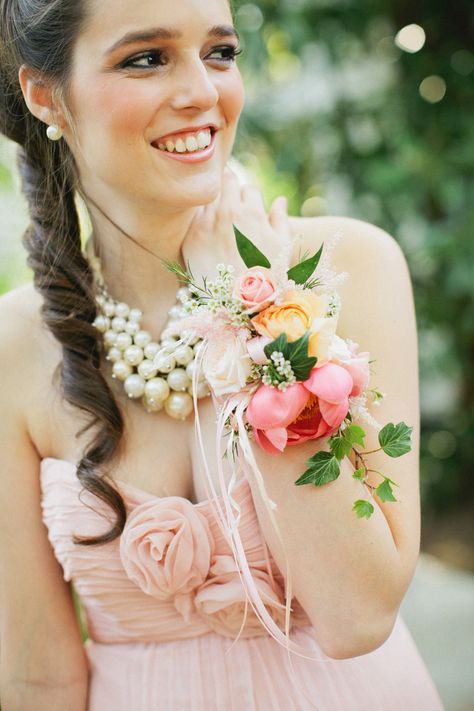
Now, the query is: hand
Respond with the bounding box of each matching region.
[181,167,292,284]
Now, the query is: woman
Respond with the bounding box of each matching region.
[0,0,445,709]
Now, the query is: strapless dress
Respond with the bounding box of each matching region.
[40,457,444,710]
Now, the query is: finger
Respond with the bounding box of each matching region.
[268,195,289,233]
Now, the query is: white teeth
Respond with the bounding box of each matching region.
[197,130,211,149]
[185,135,199,152]
[157,128,213,154]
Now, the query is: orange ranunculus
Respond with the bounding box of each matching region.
[251,290,333,358]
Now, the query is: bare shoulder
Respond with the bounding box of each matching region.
[0,281,44,343]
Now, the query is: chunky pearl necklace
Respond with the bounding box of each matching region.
[85,240,210,420]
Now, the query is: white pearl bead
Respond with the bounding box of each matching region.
[96,295,106,307]
[161,326,179,341]
[106,346,122,363]
[112,360,132,381]
[186,360,205,382]
[111,316,127,332]
[188,380,211,399]
[104,329,118,348]
[115,302,130,319]
[124,345,144,366]
[125,321,140,337]
[124,374,146,399]
[145,377,170,402]
[142,395,164,413]
[138,360,158,380]
[134,330,152,348]
[116,332,133,351]
[144,342,160,359]
[104,301,116,318]
[154,353,176,373]
[174,345,194,366]
[182,329,200,346]
[129,308,143,323]
[193,341,204,355]
[168,304,184,320]
[164,392,193,420]
[93,315,110,333]
[167,368,189,392]
[160,339,178,352]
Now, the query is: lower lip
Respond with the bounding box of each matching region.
[152,132,217,164]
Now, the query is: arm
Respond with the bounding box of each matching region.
[247,216,420,659]
[0,290,89,710]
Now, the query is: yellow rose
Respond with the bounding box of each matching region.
[251,290,329,344]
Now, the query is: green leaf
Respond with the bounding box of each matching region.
[344,424,366,448]
[352,499,375,519]
[378,422,413,458]
[287,243,324,285]
[234,226,271,269]
[263,331,317,382]
[329,434,352,461]
[375,479,397,503]
[295,451,340,487]
[352,467,366,481]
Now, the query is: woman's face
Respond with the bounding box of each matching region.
[64,0,245,212]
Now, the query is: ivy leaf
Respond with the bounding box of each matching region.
[295,451,341,487]
[287,243,324,285]
[234,226,271,269]
[375,479,397,503]
[264,332,289,360]
[329,424,366,461]
[352,499,375,519]
[352,467,366,481]
[379,422,413,458]
[343,424,366,448]
[329,434,352,461]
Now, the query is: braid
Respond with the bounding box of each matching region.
[1,0,128,545]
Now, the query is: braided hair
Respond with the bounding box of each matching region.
[0,0,127,545]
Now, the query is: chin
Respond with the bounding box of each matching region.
[163,172,223,209]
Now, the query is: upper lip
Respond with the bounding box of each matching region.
[152,123,218,144]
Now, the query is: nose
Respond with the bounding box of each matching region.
[169,54,219,112]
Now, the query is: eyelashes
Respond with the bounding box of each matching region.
[120,45,243,70]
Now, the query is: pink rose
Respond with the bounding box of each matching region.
[194,554,287,638]
[246,362,354,455]
[233,267,277,314]
[120,498,215,622]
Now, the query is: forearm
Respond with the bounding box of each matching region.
[1,678,88,711]
[250,453,415,658]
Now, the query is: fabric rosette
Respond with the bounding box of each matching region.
[202,327,253,397]
[194,554,288,638]
[120,497,215,622]
[246,362,359,454]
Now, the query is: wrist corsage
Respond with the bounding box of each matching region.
[163,227,413,520]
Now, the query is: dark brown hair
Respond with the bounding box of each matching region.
[0,0,127,545]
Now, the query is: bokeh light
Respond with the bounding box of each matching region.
[419,75,447,103]
[395,24,426,54]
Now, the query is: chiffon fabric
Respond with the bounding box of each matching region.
[40,457,444,710]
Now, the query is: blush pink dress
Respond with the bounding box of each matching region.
[40,457,444,711]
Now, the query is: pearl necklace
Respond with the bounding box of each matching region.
[85,240,210,420]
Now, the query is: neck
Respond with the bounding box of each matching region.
[84,194,201,332]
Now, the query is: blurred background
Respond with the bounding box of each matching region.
[0,0,472,708]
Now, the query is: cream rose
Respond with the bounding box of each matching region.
[203,330,253,397]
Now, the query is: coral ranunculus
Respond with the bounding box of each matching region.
[246,363,354,455]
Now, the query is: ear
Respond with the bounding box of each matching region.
[18,64,66,129]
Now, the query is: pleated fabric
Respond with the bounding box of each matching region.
[40,458,444,711]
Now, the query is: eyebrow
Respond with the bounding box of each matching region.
[105,24,240,56]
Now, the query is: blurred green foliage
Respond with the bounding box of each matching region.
[230,0,473,512]
[0,1,472,513]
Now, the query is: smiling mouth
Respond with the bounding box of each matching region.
[152,127,216,155]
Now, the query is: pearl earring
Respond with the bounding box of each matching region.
[46,124,63,141]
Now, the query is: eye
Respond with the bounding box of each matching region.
[206,45,243,63]
[120,50,166,69]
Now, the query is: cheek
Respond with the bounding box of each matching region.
[219,70,245,124]
[72,77,160,144]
